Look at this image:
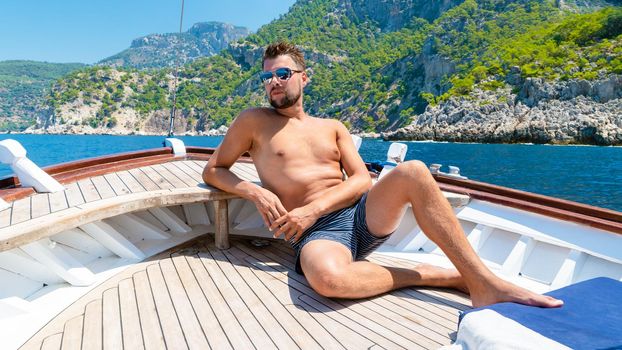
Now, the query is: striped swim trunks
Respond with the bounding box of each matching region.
[291,193,390,274]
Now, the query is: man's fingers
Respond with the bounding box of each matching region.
[291,228,303,243]
[274,222,290,238]
[285,225,301,242]
[265,210,276,226]
[270,215,286,231]
[276,202,288,217]
[269,207,282,224]
[259,211,270,228]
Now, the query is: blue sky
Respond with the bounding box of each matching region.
[0,0,297,64]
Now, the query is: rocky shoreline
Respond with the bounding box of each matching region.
[383,75,622,146]
[16,125,230,137]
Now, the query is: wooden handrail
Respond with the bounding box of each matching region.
[0,186,238,253]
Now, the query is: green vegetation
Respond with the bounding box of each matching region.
[176,54,258,127]
[439,5,622,101]
[40,0,621,133]
[0,60,84,131]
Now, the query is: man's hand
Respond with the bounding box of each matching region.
[251,187,288,227]
[270,205,320,243]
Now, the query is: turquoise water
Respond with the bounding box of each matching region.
[1,134,620,212]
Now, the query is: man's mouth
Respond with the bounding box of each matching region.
[271,90,284,96]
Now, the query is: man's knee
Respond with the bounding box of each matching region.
[305,263,349,298]
[300,240,353,297]
[393,160,428,180]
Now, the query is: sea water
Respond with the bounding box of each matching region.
[1,134,620,212]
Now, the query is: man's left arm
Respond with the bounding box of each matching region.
[271,120,372,241]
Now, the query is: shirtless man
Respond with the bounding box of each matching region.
[203,42,563,308]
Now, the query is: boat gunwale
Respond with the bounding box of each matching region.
[438,182,622,235]
[0,147,173,189]
[0,146,620,241]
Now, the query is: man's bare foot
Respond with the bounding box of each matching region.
[469,277,564,308]
[414,264,469,294]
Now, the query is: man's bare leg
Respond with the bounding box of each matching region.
[364,160,562,307]
[301,160,562,307]
[300,240,466,299]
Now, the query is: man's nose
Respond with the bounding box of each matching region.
[268,76,282,86]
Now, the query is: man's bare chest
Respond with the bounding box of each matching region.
[257,129,341,163]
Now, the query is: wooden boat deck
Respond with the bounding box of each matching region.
[0,159,220,228]
[0,159,257,251]
[20,235,471,350]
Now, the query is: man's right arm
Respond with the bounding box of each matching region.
[202,110,287,227]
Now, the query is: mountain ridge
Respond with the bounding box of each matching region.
[16,0,622,145]
[98,21,250,69]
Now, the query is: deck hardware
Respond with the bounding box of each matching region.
[447,165,468,179]
[387,142,408,163]
[0,139,64,193]
[251,239,270,247]
[378,142,408,179]
[164,138,187,157]
[351,135,362,151]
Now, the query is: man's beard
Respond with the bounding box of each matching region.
[269,88,301,109]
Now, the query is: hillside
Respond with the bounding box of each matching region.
[0,60,84,131]
[98,22,250,69]
[36,0,622,144]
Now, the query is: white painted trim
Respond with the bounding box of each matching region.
[550,250,587,289]
[80,222,145,260]
[0,297,33,319]
[0,248,62,284]
[502,236,535,276]
[182,203,211,226]
[0,139,64,193]
[106,213,171,240]
[466,224,492,251]
[148,207,192,233]
[234,211,265,230]
[21,239,95,286]
[164,138,186,156]
[53,228,114,258]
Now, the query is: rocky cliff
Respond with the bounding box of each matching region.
[99,22,250,69]
[383,74,622,145]
[342,0,463,31]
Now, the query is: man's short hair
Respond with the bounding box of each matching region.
[262,42,306,70]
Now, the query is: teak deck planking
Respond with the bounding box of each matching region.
[21,237,468,350]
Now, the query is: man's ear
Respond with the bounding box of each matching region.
[301,71,309,87]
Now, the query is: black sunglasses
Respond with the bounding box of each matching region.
[259,67,303,84]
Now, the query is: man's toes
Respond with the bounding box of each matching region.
[542,295,564,307]
[527,294,563,308]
